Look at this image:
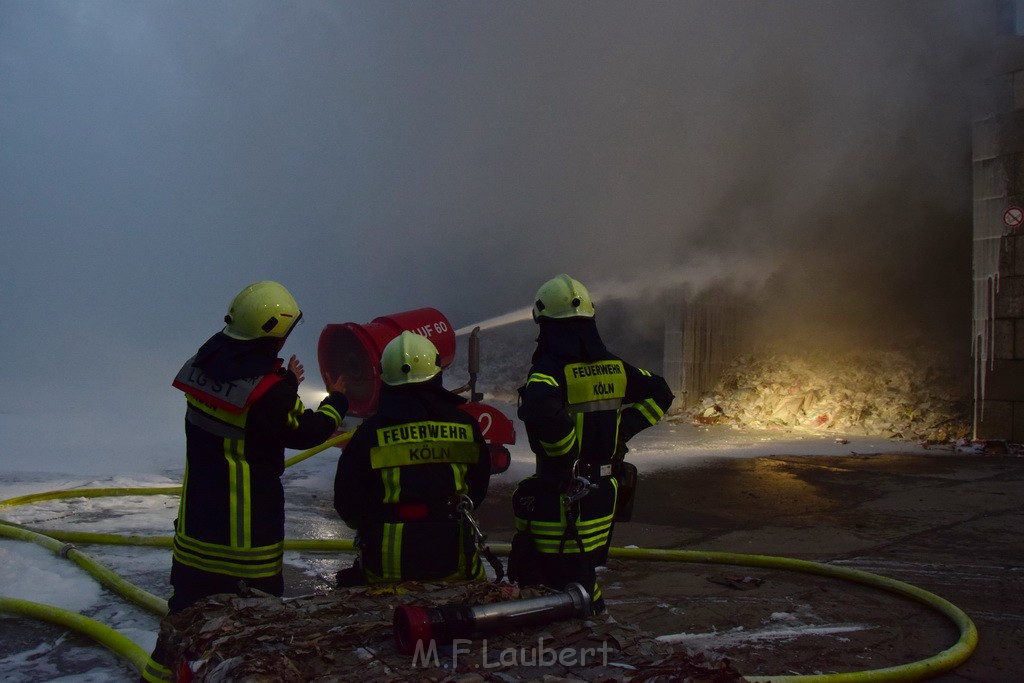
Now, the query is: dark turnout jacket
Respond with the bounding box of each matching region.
[334,376,490,583]
[171,333,347,594]
[518,317,675,485]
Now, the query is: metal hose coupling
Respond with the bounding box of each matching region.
[392,583,592,656]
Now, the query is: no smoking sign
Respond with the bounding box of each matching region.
[1004,206,1023,231]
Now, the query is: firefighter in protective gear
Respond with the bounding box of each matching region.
[144,282,348,682]
[167,281,348,611]
[508,274,675,613]
[333,331,490,585]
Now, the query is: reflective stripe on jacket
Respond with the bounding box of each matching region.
[172,357,344,579]
[335,383,490,584]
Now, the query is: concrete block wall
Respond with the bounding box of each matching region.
[662,290,749,411]
[977,236,1024,439]
[974,34,1024,441]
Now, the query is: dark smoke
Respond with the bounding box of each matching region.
[0,1,1009,470]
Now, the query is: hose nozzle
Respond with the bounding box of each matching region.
[393,583,591,655]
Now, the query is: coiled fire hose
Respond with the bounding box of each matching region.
[0,436,977,682]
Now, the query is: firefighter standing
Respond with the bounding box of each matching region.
[507,274,675,612]
[166,281,348,611]
[333,331,490,585]
[144,281,348,681]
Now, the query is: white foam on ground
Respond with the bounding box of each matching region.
[656,622,872,648]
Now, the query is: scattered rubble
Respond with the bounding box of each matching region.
[685,348,972,444]
[158,582,746,682]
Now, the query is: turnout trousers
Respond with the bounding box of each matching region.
[508,474,617,612]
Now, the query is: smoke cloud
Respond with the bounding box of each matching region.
[0,1,1004,471]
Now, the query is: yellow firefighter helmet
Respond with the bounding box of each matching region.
[532,274,596,321]
[223,281,302,340]
[381,331,442,386]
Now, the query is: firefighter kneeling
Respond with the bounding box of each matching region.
[333,331,491,585]
[508,275,674,613]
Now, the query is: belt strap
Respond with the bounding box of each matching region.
[576,461,614,479]
[377,501,455,522]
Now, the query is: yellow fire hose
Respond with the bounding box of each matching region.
[0,521,168,616]
[609,547,978,683]
[0,432,978,682]
[282,429,354,468]
[0,596,153,674]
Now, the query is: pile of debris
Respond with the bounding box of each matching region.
[689,348,972,443]
[158,582,745,682]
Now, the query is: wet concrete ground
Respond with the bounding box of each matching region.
[472,452,1024,681]
[8,449,1014,680]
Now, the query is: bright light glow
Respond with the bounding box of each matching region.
[299,388,330,406]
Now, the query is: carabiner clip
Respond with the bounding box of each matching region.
[564,476,596,505]
[457,494,487,545]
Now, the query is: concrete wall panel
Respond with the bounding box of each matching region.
[976,399,1014,439]
[982,358,1024,399]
